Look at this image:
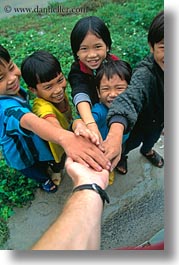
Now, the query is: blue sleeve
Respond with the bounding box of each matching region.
[91,104,104,124]
[4,107,32,136]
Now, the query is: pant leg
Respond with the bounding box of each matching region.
[48,153,66,173]
[20,161,49,183]
[122,126,144,156]
[140,127,163,154]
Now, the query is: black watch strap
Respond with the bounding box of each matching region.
[72,183,110,204]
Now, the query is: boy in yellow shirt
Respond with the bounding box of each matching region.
[21,50,72,185]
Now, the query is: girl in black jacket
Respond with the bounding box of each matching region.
[68,16,119,144]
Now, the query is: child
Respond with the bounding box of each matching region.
[0,45,110,193]
[21,50,72,185]
[73,60,132,184]
[105,11,164,174]
[68,16,119,144]
[0,45,57,192]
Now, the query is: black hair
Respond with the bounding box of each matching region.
[96,59,132,89]
[70,16,112,61]
[21,50,62,88]
[148,10,164,47]
[0,45,11,65]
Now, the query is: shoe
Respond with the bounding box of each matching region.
[116,156,128,175]
[140,149,164,168]
[41,179,57,193]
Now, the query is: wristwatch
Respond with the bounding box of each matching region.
[72,183,110,204]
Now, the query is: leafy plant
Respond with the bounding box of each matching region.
[0,154,37,221]
[0,218,9,246]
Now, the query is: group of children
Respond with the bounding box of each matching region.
[0,10,164,193]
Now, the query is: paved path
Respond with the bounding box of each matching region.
[2,136,164,250]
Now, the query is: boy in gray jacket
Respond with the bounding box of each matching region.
[104,11,164,173]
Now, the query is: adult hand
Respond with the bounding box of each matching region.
[65,157,109,190]
[62,131,111,172]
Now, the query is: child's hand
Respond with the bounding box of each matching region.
[74,121,100,146]
[86,122,103,147]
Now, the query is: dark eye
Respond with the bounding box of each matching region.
[44,85,52,90]
[57,76,64,83]
[79,46,87,51]
[101,87,109,91]
[9,63,15,71]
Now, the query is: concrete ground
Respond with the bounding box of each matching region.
[1,135,164,250]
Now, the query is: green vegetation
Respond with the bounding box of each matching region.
[0,0,163,245]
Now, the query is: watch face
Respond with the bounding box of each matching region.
[92,183,110,204]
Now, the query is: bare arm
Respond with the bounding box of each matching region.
[32,157,109,250]
[20,112,111,171]
[43,115,63,128]
[77,101,95,124]
[77,101,103,144]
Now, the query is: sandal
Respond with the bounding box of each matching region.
[141,149,164,168]
[51,172,62,186]
[41,179,58,193]
[116,156,128,175]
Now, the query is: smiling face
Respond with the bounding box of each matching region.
[97,73,128,108]
[150,39,164,71]
[0,59,21,96]
[33,73,67,104]
[77,31,108,70]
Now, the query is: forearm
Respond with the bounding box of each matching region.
[104,123,125,168]
[107,122,124,143]
[20,112,71,145]
[20,112,111,172]
[44,116,63,129]
[32,190,103,250]
[77,102,95,124]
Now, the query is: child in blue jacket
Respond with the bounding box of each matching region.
[0,45,110,192]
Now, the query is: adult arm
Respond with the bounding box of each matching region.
[32,157,109,250]
[20,112,111,171]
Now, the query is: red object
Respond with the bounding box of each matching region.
[116,241,164,250]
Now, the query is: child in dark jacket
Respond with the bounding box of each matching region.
[68,16,119,144]
[104,11,164,173]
